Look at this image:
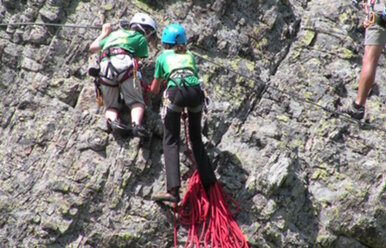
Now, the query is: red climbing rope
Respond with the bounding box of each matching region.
[204,181,248,248]
[178,172,248,248]
[173,202,178,248]
[178,170,209,247]
[175,108,248,248]
[177,110,208,247]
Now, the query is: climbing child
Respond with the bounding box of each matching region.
[89,13,157,137]
[150,23,216,202]
[150,23,248,248]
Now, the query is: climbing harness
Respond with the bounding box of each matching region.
[161,68,204,120]
[98,47,137,84]
[164,97,202,114]
[88,46,150,108]
[140,80,151,106]
[167,68,195,86]
[165,67,195,90]
[88,46,143,108]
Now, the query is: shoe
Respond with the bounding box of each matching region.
[132,123,150,138]
[152,190,180,204]
[106,119,112,133]
[107,119,132,136]
[343,101,365,120]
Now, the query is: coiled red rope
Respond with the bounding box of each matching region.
[178,170,209,247]
[175,109,248,248]
[204,181,247,248]
[177,171,248,248]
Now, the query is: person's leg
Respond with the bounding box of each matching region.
[105,108,119,122]
[345,22,385,120]
[354,44,383,106]
[130,102,144,126]
[129,102,150,137]
[188,110,216,189]
[120,75,146,122]
[152,106,181,203]
[100,84,120,123]
[163,108,182,192]
[119,74,149,136]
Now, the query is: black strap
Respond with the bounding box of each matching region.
[105,60,120,80]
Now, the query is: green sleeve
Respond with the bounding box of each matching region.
[133,35,148,58]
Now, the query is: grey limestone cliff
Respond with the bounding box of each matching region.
[0,0,385,247]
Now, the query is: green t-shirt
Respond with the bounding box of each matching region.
[99,29,148,58]
[153,49,199,88]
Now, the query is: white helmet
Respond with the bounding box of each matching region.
[129,13,156,31]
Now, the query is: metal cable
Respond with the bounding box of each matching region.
[0,22,101,29]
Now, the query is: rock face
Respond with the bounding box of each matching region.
[0,0,385,247]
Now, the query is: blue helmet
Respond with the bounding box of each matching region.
[161,23,186,45]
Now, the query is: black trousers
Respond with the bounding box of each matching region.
[163,85,216,192]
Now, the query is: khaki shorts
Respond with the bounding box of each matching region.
[365,1,386,45]
[100,72,144,111]
[365,23,386,45]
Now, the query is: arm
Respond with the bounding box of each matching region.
[151,78,163,95]
[151,54,164,95]
[89,23,112,52]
